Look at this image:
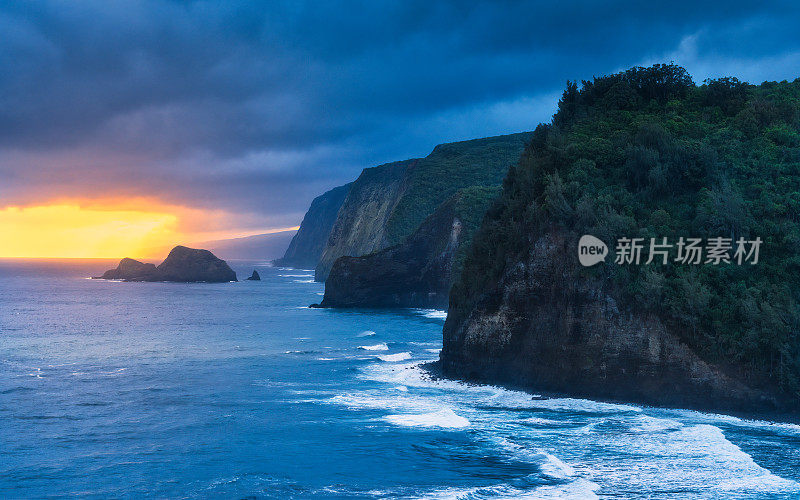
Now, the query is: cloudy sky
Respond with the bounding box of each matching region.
[2,1,800,249]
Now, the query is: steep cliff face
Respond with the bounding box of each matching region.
[274,183,352,269]
[315,132,532,281]
[315,160,417,281]
[317,196,463,309]
[441,65,800,415]
[318,186,499,309]
[441,230,778,414]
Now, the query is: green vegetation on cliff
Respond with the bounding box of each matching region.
[450,185,501,281]
[452,64,800,396]
[316,133,531,281]
[384,133,533,245]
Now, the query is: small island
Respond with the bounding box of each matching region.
[93,245,237,283]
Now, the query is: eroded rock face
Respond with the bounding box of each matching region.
[315,160,415,281]
[94,258,159,281]
[93,246,237,283]
[314,132,534,282]
[246,270,261,281]
[274,183,352,270]
[155,246,237,282]
[441,231,786,416]
[317,198,462,309]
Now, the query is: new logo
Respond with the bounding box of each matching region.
[578,235,608,267]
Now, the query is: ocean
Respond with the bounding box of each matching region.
[1,259,800,499]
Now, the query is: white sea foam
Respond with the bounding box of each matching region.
[489,436,577,479]
[356,330,376,337]
[328,391,442,413]
[414,309,448,319]
[384,408,469,428]
[278,274,314,277]
[664,424,800,492]
[424,348,441,354]
[518,416,565,427]
[293,279,315,283]
[415,477,599,500]
[580,421,800,495]
[377,352,411,362]
[674,408,800,436]
[540,452,576,480]
[358,343,388,351]
[628,415,683,433]
[360,360,641,414]
[333,342,798,497]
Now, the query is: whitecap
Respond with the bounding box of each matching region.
[358,343,388,351]
[356,330,376,337]
[328,392,441,413]
[377,352,412,362]
[414,479,599,500]
[384,408,469,428]
[628,415,683,433]
[414,309,448,319]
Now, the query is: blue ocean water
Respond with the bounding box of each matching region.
[1,259,800,499]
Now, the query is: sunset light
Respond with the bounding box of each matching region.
[5,3,800,497]
[0,204,179,259]
[0,202,298,259]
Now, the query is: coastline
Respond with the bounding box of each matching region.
[422,360,800,426]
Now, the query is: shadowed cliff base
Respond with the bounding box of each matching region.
[316,187,498,309]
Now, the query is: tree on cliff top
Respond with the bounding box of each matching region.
[452,64,800,395]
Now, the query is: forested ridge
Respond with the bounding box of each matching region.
[451,64,800,397]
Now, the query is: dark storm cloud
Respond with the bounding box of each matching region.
[2,0,800,225]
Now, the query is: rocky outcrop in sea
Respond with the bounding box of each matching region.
[93,246,237,283]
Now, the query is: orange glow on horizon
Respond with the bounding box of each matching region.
[0,201,298,259]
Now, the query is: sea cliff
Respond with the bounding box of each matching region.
[315,132,532,284]
[274,183,352,269]
[317,187,498,309]
[316,160,415,281]
[441,64,800,415]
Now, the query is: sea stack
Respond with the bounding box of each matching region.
[246,270,261,281]
[94,258,160,281]
[93,246,237,283]
[155,246,237,282]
